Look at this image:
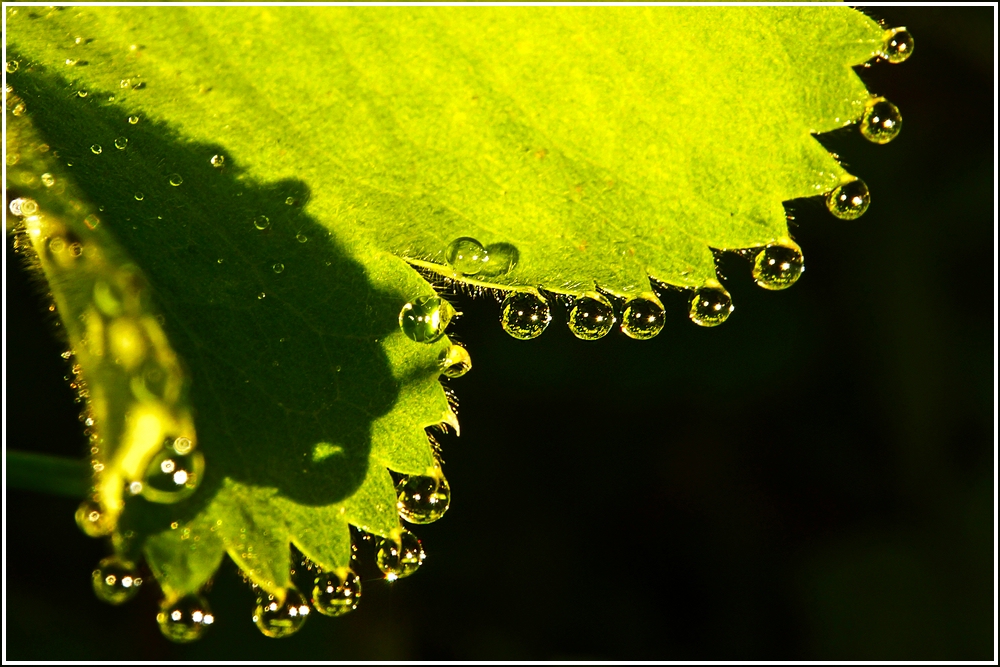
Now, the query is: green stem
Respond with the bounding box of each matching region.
[5,450,91,498]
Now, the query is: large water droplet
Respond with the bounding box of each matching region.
[75,499,113,537]
[92,555,143,605]
[375,530,425,581]
[439,344,471,378]
[621,293,665,340]
[446,237,489,275]
[157,594,215,643]
[399,295,452,343]
[500,291,551,340]
[141,437,204,503]
[168,174,183,187]
[480,242,519,277]
[826,178,870,220]
[253,215,271,231]
[253,588,310,638]
[5,60,18,73]
[752,242,804,291]
[860,98,901,144]
[311,570,362,617]
[881,27,914,64]
[688,284,734,327]
[567,292,615,340]
[397,471,451,524]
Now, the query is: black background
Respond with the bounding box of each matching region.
[4,6,995,660]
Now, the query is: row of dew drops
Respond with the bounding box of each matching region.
[77,434,450,642]
[396,28,912,344]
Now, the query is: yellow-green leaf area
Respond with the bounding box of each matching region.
[9,6,882,298]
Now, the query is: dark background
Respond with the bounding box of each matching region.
[5,7,994,660]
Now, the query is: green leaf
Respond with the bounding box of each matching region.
[5,5,886,615]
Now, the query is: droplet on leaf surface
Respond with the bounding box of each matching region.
[168,173,183,187]
[689,284,734,327]
[439,344,472,378]
[500,291,551,340]
[157,594,215,643]
[826,178,870,220]
[114,136,128,150]
[567,292,616,340]
[90,144,102,155]
[480,242,519,277]
[375,530,425,581]
[311,570,362,617]
[621,294,665,340]
[399,295,452,343]
[253,215,271,231]
[397,471,451,524]
[141,438,204,503]
[752,242,804,290]
[253,588,310,638]
[92,555,143,605]
[881,27,914,63]
[75,499,113,537]
[860,98,901,144]
[446,236,489,275]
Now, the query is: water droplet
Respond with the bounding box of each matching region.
[439,344,471,378]
[210,154,225,168]
[446,237,489,275]
[826,178,870,220]
[92,555,143,605]
[41,172,55,187]
[688,284,734,327]
[500,291,551,340]
[157,594,215,643]
[567,292,616,340]
[621,293,665,340]
[114,136,128,150]
[128,115,139,124]
[258,292,266,300]
[65,58,79,67]
[75,499,113,537]
[284,196,295,206]
[311,570,361,617]
[272,263,285,274]
[752,242,804,291]
[5,60,18,73]
[134,192,144,201]
[77,90,88,98]
[253,215,271,231]
[9,197,38,216]
[141,438,204,503]
[90,144,102,155]
[399,295,453,344]
[11,101,26,116]
[295,232,308,243]
[397,471,451,524]
[881,27,914,64]
[168,173,183,187]
[253,588,310,638]
[375,530,425,581]
[480,242,519,277]
[860,97,901,145]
